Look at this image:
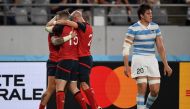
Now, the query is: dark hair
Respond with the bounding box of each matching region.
[137,4,152,20]
[56,10,70,18]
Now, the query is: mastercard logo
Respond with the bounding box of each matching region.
[81,66,137,108]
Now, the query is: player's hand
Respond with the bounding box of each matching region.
[124,66,131,77]
[70,31,77,38]
[164,65,172,77]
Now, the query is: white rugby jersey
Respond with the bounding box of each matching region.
[126,21,162,56]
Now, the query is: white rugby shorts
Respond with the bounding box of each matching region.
[131,55,160,78]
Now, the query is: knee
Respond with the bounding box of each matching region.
[150,88,159,96]
[137,83,147,95]
[46,88,55,94]
[138,88,146,96]
[42,91,51,98]
[47,85,56,93]
[69,82,79,94]
[148,79,160,96]
[80,82,89,90]
[70,82,77,89]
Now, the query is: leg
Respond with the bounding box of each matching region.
[39,76,55,109]
[70,60,87,109]
[70,81,87,109]
[81,82,100,109]
[145,77,160,109]
[80,82,89,90]
[39,60,57,109]
[131,56,147,109]
[70,81,80,94]
[79,56,100,109]
[56,79,67,92]
[56,79,67,109]
[145,56,161,109]
[55,60,72,109]
[136,76,148,109]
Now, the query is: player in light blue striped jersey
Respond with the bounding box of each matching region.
[123,4,172,109]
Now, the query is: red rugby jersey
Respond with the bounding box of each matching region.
[77,22,93,57]
[58,26,78,61]
[48,33,60,62]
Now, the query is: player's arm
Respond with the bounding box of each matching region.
[46,23,63,35]
[123,36,134,77]
[56,20,86,32]
[76,22,86,32]
[51,31,76,45]
[123,26,135,77]
[56,20,78,29]
[156,36,172,76]
[45,26,54,33]
[45,16,57,33]
[46,16,57,26]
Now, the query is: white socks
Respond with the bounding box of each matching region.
[137,94,145,109]
[145,93,158,109]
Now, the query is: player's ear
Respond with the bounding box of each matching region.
[140,14,144,19]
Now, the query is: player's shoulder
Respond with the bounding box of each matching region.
[150,22,158,25]
[131,22,140,27]
[149,22,160,30]
[129,22,140,29]
[86,23,93,29]
[150,22,159,27]
[83,22,92,28]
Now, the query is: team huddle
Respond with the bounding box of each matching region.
[38,10,101,109]
[38,3,173,109]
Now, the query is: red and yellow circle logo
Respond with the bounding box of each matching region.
[88,66,137,108]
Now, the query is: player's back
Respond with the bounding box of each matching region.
[48,33,60,62]
[58,26,78,61]
[78,23,93,57]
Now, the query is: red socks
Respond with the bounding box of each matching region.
[74,91,88,109]
[39,103,45,109]
[41,90,98,109]
[84,88,98,109]
[56,91,65,109]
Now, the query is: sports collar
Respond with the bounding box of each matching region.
[137,21,151,30]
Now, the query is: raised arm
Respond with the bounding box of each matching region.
[56,20,87,32]
[45,16,57,33]
[56,20,78,29]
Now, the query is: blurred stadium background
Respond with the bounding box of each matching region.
[0,0,190,109]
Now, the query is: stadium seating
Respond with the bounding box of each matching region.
[33,0,49,4]
[31,8,48,24]
[108,7,128,25]
[152,7,168,24]
[14,8,30,24]
[130,7,139,23]
[93,8,105,26]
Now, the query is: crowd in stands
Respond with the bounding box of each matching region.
[0,0,189,25]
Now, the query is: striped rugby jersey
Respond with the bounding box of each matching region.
[126,21,162,56]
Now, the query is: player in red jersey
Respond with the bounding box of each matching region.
[46,10,88,109]
[56,10,101,109]
[38,11,77,109]
[38,33,59,109]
